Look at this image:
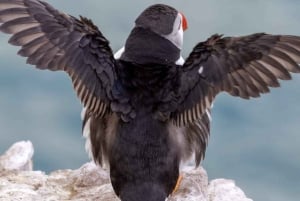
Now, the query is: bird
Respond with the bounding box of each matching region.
[0,1,300,201]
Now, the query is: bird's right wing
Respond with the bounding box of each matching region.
[0,0,117,117]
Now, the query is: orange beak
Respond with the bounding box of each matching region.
[180,12,188,31]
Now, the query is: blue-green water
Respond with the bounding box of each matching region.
[0,1,299,200]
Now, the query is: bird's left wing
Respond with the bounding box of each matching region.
[0,0,117,117]
[173,33,300,127]
[170,33,300,165]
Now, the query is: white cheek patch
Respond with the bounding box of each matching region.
[176,27,184,49]
[163,26,183,50]
[163,14,184,50]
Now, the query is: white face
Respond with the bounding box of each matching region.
[163,13,184,50]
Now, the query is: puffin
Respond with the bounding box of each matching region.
[1,1,300,200]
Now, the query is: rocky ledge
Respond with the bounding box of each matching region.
[0,141,252,201]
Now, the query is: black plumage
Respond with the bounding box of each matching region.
[1,1,300,201]
[174,34,300,126]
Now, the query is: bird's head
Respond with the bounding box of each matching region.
[135,4,188,49]
[121,4,188,65]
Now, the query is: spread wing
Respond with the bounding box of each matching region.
[0,0,117,116]
[173,33,300,127]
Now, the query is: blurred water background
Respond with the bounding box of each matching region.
[0,1,299,200]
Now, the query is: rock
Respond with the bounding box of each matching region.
[208,179,253,201]
[169,167,208,201]
[0,141,252,201]
[0,141,33,171]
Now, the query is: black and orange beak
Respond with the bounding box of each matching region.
[180,12,188,31]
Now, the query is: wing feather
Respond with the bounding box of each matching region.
[170,33,300,165]
[174,33,300,127]
[0,0,117,116]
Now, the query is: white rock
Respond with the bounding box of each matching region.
[208,179,253,201]
[0,141,33,171]
[0,142,252,201]
[169,167,208,201]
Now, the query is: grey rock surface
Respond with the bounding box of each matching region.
[0,141,253,201]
